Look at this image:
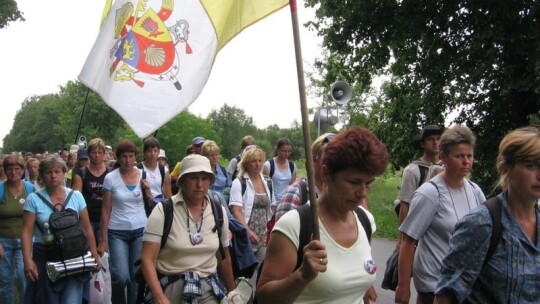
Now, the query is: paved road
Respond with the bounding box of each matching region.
[371,238,417,304]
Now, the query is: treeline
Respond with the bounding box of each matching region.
[2,81,319,169]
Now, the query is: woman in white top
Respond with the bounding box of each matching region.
[263,138,297,208]
[230,146,275,269]
[257,127,388,304]
[98,139,150,304]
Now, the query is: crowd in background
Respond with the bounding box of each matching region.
[0,124,539,304]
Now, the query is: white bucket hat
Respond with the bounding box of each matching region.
[177,154,215,186]
[158,149,167,160]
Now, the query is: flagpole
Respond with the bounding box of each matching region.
[74,88,90,144]
[289,0,319,240]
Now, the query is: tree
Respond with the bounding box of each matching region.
[0,0,24,29]
[207,104,258,159]
[305,0,540,191]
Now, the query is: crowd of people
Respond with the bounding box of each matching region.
[0,124,538,304]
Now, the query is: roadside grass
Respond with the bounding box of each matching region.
[367,172,401,241]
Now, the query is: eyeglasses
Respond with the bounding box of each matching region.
[243,145,260,153]
[322,133,335,144]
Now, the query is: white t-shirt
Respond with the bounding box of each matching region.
[274,207,376,304]
[399,174,485,292]
[142,163,169,197]
[103,168,147,230]
[143,192,230,277]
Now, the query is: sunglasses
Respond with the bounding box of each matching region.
[322,133,336,144]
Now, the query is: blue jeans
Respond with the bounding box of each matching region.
[108,228,143,304]
[24,243,88,304]
[0,237,25,304]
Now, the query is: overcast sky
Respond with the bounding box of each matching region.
[0,0,322,147]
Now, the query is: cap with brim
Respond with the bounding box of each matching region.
[192,137,205,145]
[413,125,443,149]
[77,149,89,160]
[177,154,215,186]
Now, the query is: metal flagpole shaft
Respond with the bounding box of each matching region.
[289,0,319,240]
[74,88,90,144]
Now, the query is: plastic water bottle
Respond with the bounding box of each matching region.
[43,222,54,245]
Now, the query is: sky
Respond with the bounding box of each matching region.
[0,0,322,147]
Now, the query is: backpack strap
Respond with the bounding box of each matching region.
[355,207,372,243]
[269,159,275,178]
[159,165,165,188]
[299,180,309,205]
[296,204,372,267]
[288,160,295,175]
[0,182,3,202]
[418,165,428,188]
[263,175,273,200]
[160,198,174,249]
[208,191,225,260]
[483,196,503,264]
[219,165,227,178]
[35,190,74,212]
[240,177,247,197]
[296,204,313,270]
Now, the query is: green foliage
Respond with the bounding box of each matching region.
[208,103,258,159]
[367,173,401,240]
[305,0,540,189]
[0,0,25,29]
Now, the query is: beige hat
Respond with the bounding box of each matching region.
[158,149,167,160]
[177,154,215,186]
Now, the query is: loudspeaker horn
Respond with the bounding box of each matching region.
[329,81,352,106]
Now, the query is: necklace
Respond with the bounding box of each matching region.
[446,182,472,221]
[184,200,206,245]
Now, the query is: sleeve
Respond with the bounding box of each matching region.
[275,182,301,221]
[143,203,166,243]
[263,160,270,172]
[23,192,38,214]
[273,209,301,250]
[102,172,113,192]
[226,158,237,175]
[220,205,230,247]
[170,162,181,178]
[72,190,87,211]
[435,208,492,302]
[399,184,439,240]
[397,164,420,204]
[228,178,243,207]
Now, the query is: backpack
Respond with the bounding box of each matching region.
[136,162,165,217]
[253,204,372,303]
[0,181,34,203]
[231,155,241,180]
[135,192,225,304]
[35,190,89,262]
[268,158,295,178]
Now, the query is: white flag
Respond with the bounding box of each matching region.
[79,0,287,138]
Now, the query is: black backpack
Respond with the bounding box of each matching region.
[36,190,89,262]
[136,162,165,217]
[253,204,372,303]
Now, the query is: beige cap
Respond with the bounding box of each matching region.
[158,149,167,160]
[177,154,215,186]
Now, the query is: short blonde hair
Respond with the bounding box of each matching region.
[87,138,106,154]
[238,146,266,178]
[201,140,220,156]
[496,126,540,190]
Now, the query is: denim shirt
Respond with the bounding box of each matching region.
[435,192,540,303]
[210,165,231,194]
